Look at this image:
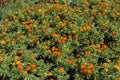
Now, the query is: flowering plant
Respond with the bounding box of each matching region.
[0,0,120,80]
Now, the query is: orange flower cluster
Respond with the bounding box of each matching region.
[47,72,53,76]
[14,60,23,71]
[21,19,34,32]
[52,32,59,38]
[17,64,23,71]
[58,37,67,43]
[68,60,73,65]
[80,62,94,75]
[84,51,91,58]
[80,25,91,32]
[23,63,37,75]
[58,67,64,73]
[51,46,62,57]
[18,50,24,55]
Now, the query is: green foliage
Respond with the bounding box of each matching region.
[0,0,120,80]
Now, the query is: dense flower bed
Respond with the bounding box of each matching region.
[0,0,120,80]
